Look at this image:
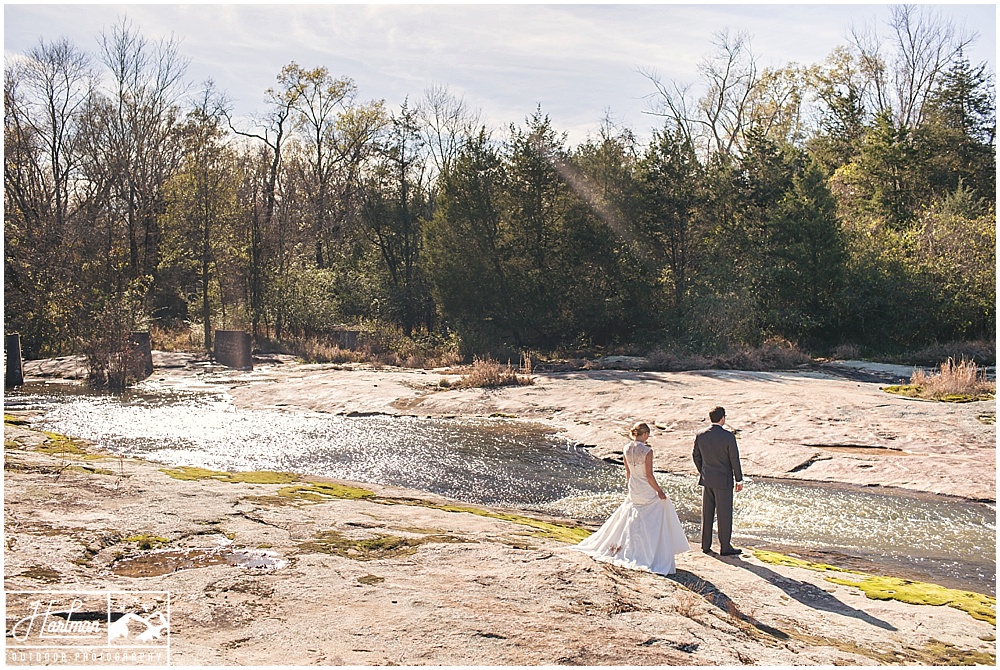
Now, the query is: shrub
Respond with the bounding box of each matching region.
[149,322,202,352]
[83,284,150,390]
[645,349,711,371]
[255,324,464,369]
[755,337,812,368]
[831,343,861,360]
[353,323,463,369]
[286,337,364,365]
[907,358,995,401]
[457,356,533,388]
[713,338,811,371]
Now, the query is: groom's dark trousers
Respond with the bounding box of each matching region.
[700,485,734,553]
[693,423,743,553]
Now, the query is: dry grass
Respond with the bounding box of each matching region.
[831,343,861,360]
[149,323,204,352]
[905,358,995,401]
[646,338,810,372]
[149,320,466,370]
[456,356,534,388]
[398,349,464,369]
[646,350,712,371]
[673,590,702,619]
[713,337,812,371]
[355,325,464,369]
[280,337,364,365]
[254,327,464,370]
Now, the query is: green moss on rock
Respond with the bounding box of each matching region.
[159,466,298,485]
[160,466,226,480]
[35,432,105,460]
[226,471,298,484]
[277,482,375,501]
[825,575,996,624]
[916,640,995,666]
[882,385,994,403]
[882,384,921,398]
[123,534,171,550]
[755,549,996,624]
[67,465,115,476]
[298,529,465,561]
[753,550,861,574]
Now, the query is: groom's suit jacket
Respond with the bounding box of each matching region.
[693,423,743,488]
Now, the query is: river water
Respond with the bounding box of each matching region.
[7,381,995,596]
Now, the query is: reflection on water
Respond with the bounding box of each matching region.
[544,473,996,596]
[10,383,623,511]
[110,547,286,577]
[9,382,996,595]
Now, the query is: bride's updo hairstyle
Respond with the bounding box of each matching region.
[630,422,651,439]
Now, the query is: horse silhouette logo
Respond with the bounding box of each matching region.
[108,610,169,643]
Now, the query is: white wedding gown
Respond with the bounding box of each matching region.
[573,440,690,575]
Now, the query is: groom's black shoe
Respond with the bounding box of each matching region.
[720,548,743,556]
[701,548,717,555]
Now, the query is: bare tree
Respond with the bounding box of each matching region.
[643,30,805,159]
[282,63,356,267]
[10,39,95,232]
[95,16,188,283]
[850,4,976,128]
[4,38,95,356]
[222,64,303,337]
[418,83,483,176]
[696,29,760,156]
[640,69,698,147]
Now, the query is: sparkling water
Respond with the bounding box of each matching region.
[8,382,995,595]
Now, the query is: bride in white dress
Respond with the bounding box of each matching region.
[573,422,690,575]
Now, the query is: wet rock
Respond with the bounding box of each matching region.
[110,547,286,577]
[4,363,996,665]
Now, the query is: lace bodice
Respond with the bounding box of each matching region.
[623,440,651,468]
[623,440,658,504]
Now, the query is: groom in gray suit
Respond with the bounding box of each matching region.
[693,406,744,556]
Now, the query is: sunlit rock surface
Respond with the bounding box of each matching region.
[4,419,996,666]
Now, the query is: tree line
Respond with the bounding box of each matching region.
[5,7,995,377]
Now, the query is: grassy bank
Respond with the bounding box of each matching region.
[884,358,996,402]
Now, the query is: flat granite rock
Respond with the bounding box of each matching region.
[3,421,995,666]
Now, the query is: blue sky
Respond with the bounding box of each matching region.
[4,3,996,145]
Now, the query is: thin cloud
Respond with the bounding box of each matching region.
[5,4,995,145]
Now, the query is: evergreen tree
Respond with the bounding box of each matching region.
[919,54,996,203]
[636,125,702,326]
[423,130,511,351]
[765,158,846,343]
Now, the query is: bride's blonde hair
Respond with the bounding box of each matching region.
[629,422,651,439]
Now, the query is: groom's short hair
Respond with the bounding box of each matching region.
[709,406,726,423]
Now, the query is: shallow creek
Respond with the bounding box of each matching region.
[7,382,995,595]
